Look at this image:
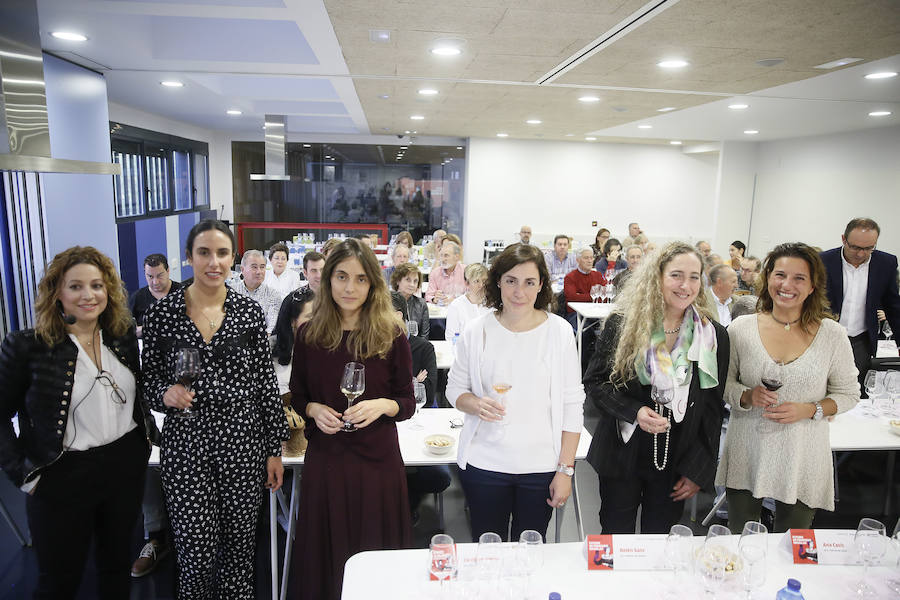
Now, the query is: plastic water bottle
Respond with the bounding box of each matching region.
[549,594,561,600]
[775,579,804,600]
[452,332,460,348]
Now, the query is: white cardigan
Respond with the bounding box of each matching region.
[446,312,584,469]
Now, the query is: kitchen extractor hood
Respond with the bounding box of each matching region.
[249,114,303,181]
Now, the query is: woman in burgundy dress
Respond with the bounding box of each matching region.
[288,238,415,600]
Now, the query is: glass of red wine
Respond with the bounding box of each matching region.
[757,359,784,434]
[174,347,200,420]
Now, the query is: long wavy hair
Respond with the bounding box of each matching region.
[610,241,714,384]
[756,242,833,332]
[34,246,132,346]
[301,238,399,359]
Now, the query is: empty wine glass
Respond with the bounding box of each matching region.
[174,348,200,420]
[430,533,457,594]
[884,321,893,341]
[519,530,544,593]
[606,283,616,303]
[757,359,785,433]
[477,532,503,583]
[739,521,768,599]
[886,372,900,418]
[407,319,419,338]
[662,524,694,597]
[697,545,726,597]
[410,380,426,430]
[853,517,888,598]
[590,284,602,303]
[340,362,365,432]
[862,370,883,417]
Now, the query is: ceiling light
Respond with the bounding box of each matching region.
[410,115,425,120]
[400,146,407,149]
[526,119,542,124]
[728,103,749,110]
[869,111,892,117]
[378,94,390,99]
[744,130,759,135]
[756,58,784,67]
[578,96,600,103]
[657,107,676,112]
[657,59,689,68]
[670,140,682,145]
[585,137,597,141]
[813,57,863,70]
[456,146,463,150]
[431,39,464,56]
[496,133,508,137]
[369,29,391,43]
[226,109,241,115]
[418,89,438,95]
[565,133,574,137]
[865,72,897,80]
[264,121,284,127]
[638,124,652,129]
[302,144,311,148]
[50,31,88,42]
[160,81,183,88]
[404,130,411,134]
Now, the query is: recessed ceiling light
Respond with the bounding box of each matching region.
[50,31,88,42]
[670,140,683,145]
[369,29,391,43]
[813,57,863,70]
[728,103,749,110]
[404,130,411,134]
[400,146,407,149]
[744,130,759,135]
[869,111,892,117]
[578,96,600,103]
[456,146,463,150]
[658,59,689,68]
[865,72,898,80]
[302,144,311,147]
[638,124,652,129]
[226,109,241,115]
[410,115,425,120]
[585,137,597,141]
[756,58,784,67]
[160,81,183,88]
[431,39,464,56]
[657,107,676,112]
[526,119,542,124]
[378,94,390,99]
[496,133,508,137]
[418,89,438,96]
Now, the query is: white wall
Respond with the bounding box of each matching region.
[749,125,900,258]
[713,142,758,258]
[463,137,720,264]
[108,102,233,221]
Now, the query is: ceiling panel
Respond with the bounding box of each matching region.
[107,0,286,6]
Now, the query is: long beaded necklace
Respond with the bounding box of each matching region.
[652,403,672,471]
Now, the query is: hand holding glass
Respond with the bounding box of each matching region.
[174,348,200,420]
[340,362,365,432]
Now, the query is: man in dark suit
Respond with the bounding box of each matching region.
[821,217,900,392]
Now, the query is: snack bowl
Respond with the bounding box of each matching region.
[695,546,743,577]
[424,433,455,455]
[889,420,900,437]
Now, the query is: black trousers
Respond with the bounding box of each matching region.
[849,332,872,397]
[26,427,149,600]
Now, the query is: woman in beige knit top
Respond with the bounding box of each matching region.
[716,243,859,533]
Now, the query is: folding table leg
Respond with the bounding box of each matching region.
[269,491,278,600]
[572,471,583,541]
[280,469,302,600]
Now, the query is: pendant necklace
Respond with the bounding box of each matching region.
[771,313,800,331]
[188,288,222,331]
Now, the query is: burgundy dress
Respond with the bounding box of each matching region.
[288,328,415,600]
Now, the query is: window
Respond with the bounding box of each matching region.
[112,141,144,219]
[145,148,170,212]
[193,153,209,208]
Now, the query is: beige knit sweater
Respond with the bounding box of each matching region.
[715,315,859,510]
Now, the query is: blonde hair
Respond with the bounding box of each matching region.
[302,238,399,359]
[34,246,132,346]
[610,241,714,384]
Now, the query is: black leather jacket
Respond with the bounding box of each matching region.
[0,326,158,488]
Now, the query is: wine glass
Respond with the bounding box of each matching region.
[757,360,785,433]
[598,285,607,304]
[887,518,900,595]
[739,521,768,599]
[887,372,900,418]
[884,321,893,341]
[697,545,726,597]
[663,524,694,597]
[606,283,616,303]
[590,284,602,303]
[862,370,882,417]
[430,533,457,595]
[407,319,419,338]
[519,530,544,593]
[477,532,503,584]
[853,517,888,598]
[340,362,365,432]
[174,348,200,420]
[410,380,426,430]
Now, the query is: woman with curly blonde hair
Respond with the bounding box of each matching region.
[584,241,729,533]
[0,246,155,597]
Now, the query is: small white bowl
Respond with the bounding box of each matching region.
[424,433,455,455]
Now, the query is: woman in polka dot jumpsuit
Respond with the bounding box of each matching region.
[141,220,288,598]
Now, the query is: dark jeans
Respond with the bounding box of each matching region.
[458,464,554,542]
[725,488,815,534]
[849,333,872,397]
[599,466,685,534]
[26,427,149,599]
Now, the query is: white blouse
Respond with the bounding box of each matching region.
[265,268,302,301]
[444,294,491,341]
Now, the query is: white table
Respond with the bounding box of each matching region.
[427,303,449,320]
[567,301,614,360]
[342,533,900,599]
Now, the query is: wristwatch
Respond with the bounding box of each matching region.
[556,464,575,476]
[812,401,824,421]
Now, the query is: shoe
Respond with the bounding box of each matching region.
[131,539,169,578]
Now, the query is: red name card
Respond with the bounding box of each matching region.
[585,534,667,570]
[786,529,854,565]
[587,535,615,570]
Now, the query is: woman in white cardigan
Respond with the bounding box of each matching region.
[446,243,584,542]
[716,242,859,533]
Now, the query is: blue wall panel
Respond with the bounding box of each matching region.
[178,212,201,280]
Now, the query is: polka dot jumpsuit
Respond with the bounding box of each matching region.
[142,288,288,599]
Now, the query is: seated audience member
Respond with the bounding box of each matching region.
[391,262,430,339]
[230,249,281,334]
[444,233,462,247]
[302,251,325,293]
[613,245,644,288]
[595,238,627,282]
[591,228,612,262]
[423,229,447,261]
[696,241,712,258]
[738,256,762,293]
[518,225,533,245]
[265,242,302,301]
[272,287,316,397]
[384,244,410,284]
[730,295,758,321]
[545,234,577,283]
[728,241,746,271]
[706,264,740,326]
[426,240,466,305]
[445,263,491,341]
[394,231,414,248]
[564,247,608,328]
[129,253,182,338]
[320,237,341,258]
[633,234,650,250]
[622,222,643,248]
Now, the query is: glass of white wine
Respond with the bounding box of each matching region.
[340,362,365,432]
